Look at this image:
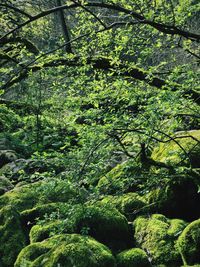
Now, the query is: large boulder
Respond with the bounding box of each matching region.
[101,192,147,221]
[133,214,186,266]
[0,150,17,168]
[14,234,116,267]
[97,160,141,194]
[151,130,200,168]
[177,218,200,266]
[0,206,26,267]
[146,175,200,220]
[0,179,76,212]
[29,203,131,252]
[116,248,151,267]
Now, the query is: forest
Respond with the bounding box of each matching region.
[0,0,200,266]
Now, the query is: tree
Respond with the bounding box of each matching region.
[0,0,199,182]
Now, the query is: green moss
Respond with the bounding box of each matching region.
[101,193,147,220]
[73,204,131,251]
[133,214,186,265]
[116,248,151,267]
[151,130,200,167]
[0,175,13,195]
[0,205,26,267]
[97,160,140,194]
[30,221,63,243]
[15,234,116,267]
[0,179,76,212]
[177,219,200,266]
[20,202,70,225]
[145,176,200,220]
[29,203,131,251]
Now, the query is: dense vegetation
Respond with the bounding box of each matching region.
[0,0,200,266]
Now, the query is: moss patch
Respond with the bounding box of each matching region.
[0,179,76,212]
[116,248,151,267]
[133,214,186,265]
[97,160,140,194]
[177,219,200,266]
[101,192,147,220]
[29,203,131,251]
[0,205,26,267]
[15,234,116,267]
[151,130,200,167]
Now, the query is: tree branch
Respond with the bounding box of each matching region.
[0,37,39,54]
[1,2,200,43]
[0,3,32,19]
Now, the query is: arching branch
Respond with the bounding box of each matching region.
[1,2,200,43]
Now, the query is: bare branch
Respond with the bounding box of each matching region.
[1,2,200,43]
[0,3,32,19]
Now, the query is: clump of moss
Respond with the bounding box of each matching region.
[133,214,186,266]
[30,220,63,243]
[0,175,13,195]
[145,175,200,221]
[21,202,71,225]
[0,205,26,267]
[101,192,147,220]
[177,219,200,266]
[151,130,200,168]
[0,179,76,212]
[74,204,131,251]
[29,203,131,251]
[116,248,151,267]
[97,160,140,194]
[15,234,116,267]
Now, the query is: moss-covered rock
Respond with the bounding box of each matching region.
[101,192,147,220]
[0,150,17,168]
[97,160,141,194]
[21,202,69,224]
[116,248,151,267]
[73,204,131,251]
[146,176,200,220]
[0,157,67,182]
[133,214,186,266]
[151,130,200,168]
[0,175,13,195]
[30,220,63,243]
[0,179,76,212]
[15,234,116,267]
[177,219,200,266]
[29,203,131,251]
[0,205,26,267]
